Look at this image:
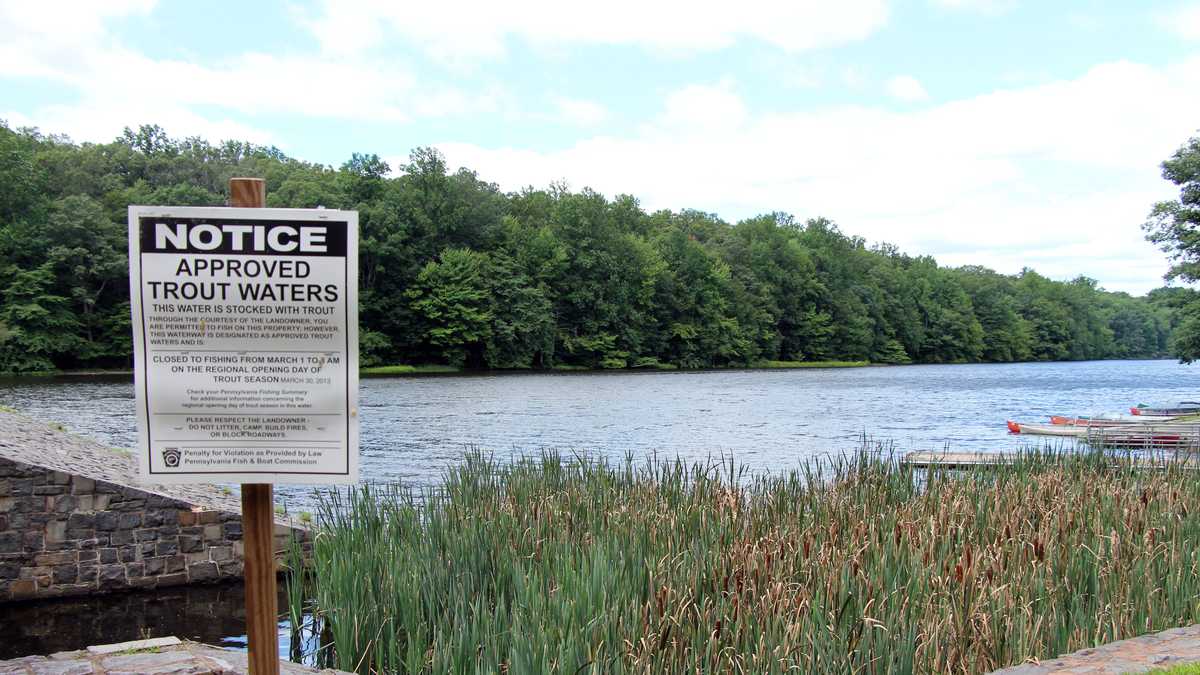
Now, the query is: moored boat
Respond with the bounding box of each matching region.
[1131,402,1200,416]
[1050,413,1181,426]
[1007,421,1086,437]
[1008,420,1200,448]
[1050,415,1128,427]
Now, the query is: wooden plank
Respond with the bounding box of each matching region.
[230,176,266,209]
[241,483,279,675]
[901,452,1017,469]
[230,176,279,675]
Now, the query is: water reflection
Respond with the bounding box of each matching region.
[0,581,332,666]
[0,582,251,659]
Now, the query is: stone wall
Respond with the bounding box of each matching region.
[0,412,307,601]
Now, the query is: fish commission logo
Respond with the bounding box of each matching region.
[162,447,182,468]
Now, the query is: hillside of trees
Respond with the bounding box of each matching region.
[0,122,1186,373]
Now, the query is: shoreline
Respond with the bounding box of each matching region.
[0,356,1181,379]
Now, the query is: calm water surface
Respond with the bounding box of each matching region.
[1,359,1197,657]
[1,359,1196,507]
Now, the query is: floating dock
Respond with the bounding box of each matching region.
[901,451,1200,471]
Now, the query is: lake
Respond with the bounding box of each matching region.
[1,358,1197,658]
[1,359,1196,510]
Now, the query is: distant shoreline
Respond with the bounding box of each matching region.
[1,360,871,379]
[359,359,873,376]
[2,357,1182,379]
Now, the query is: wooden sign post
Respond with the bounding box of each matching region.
[230,177,279,675]
[127,178,359,675]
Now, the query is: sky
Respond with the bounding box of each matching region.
[2,1,1199,295]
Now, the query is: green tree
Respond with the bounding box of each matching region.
[0,264,81,371]
[1145,134,1200,361]
[0,121,1179,372]
[407,248,494,367]
[486,252,555,369]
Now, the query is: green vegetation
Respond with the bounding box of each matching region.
[118,647,162,656]
[291,448,1200,674]
[1145,133,1200,363]
[0,122,1180,373]
[1153,664,1200,674]
[753,359,870,369]
[360,364,461,376]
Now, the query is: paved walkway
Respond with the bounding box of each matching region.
[0,410,300,526]
[0,411,242,514]
[992,625,1200,674]
[0,638,351,674]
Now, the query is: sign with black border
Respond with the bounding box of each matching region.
[128,206,359,484]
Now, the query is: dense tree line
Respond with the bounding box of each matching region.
[0,122,1180,373]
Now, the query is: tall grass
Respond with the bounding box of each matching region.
[294,448,1200,674]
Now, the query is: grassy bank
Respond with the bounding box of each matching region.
[291,449,1200,674]
[359,364,462,375]
[361,360,868,377]
[1,360,869,378]
[751,359,871,369]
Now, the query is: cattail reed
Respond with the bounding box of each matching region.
[289,446,1200,674]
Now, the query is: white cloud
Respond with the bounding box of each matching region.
[299,0,890,63]
[842,65,868,89]
[1160,4,1200,40]
[886,75,929,102]
[437,59,1200,294]
[2,103,276,148]
[0,0,154,80]
[931,0,1017,14]
[661,83,748,132]
[552,97,609,126]
[0,0,500,144]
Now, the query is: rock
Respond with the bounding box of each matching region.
[117,512,142,529]
[98,651,197,674]
[35,551,76,566]
[187,561,219,582]
[0,532,20,553]
[96,564,125,589]
[92,512,118,532]
[29,658,94,674]
[71,477,95,495]
[51,564,77,584]
[66,513,94,530]
[51,495,77,513]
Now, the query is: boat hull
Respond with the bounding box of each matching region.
[1009,420,1200,447]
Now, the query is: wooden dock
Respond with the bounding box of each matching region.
[901,451,1200,471]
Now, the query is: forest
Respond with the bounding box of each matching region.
[0,122,1188,373]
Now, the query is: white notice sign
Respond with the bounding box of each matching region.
[128,206,359,484]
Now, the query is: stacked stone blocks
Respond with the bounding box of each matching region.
[0,455,305,601]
